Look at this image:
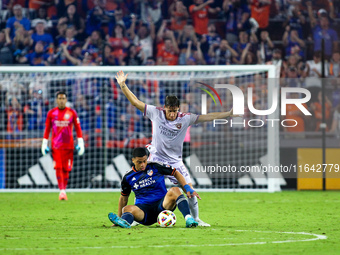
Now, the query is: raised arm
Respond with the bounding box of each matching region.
[196,108,239,123]
[115,71,145,112]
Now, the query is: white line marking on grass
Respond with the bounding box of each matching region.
[0,230,327,251]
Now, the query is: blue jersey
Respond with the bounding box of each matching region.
[121,162,177,205]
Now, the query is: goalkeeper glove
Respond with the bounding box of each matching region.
[76,138,85,156]
[41,138,50,155]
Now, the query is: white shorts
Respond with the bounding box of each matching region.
[147,153,192,185]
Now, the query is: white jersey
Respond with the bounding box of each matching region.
[144,105,199,162]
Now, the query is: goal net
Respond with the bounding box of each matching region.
[0,66,280,192]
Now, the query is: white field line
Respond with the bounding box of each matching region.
[0,230,327,251]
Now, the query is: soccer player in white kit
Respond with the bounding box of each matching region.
[115,71,236,226]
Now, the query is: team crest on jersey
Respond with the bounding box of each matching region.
[64,113,70,119]
[175,123,182,129]
[147,170,153,176]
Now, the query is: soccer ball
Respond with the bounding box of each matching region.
[157,210,176,228]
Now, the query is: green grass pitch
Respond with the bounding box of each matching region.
[1,191,340,255]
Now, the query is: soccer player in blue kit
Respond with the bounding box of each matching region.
[108,148,201,228]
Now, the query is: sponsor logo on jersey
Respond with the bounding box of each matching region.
[147,170,153,176]
[133,183,139,189]
[175,123,182,129]
[132,177,136,181]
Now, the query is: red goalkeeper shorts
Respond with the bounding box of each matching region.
[52,149,74,171]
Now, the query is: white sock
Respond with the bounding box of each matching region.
[188,196,199,221]
[184,215,192,221]
[60,189,66,194]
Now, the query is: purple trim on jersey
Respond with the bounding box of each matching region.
[194,115,200,124]
[144,104,147,116]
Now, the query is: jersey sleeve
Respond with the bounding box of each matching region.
[143,104,158,121]
[154,163,177,176]
[120,175,131,196]
[72,109,83,138]
[187,113,199,126]
[43,110,52,139]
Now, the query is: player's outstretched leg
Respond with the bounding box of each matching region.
[188,195,210,227]
[108,213,131,229]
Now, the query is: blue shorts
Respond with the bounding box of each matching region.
[135,197,176,226]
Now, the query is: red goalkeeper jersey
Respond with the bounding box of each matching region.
[43,107,82,150]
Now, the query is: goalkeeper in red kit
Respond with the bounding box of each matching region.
[41,91,85,200]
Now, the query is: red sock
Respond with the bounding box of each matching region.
[63,170,70,189]
[56,168,65,190]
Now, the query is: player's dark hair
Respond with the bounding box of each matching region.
[165,95,180,108]
[56,91,67,98]
[132,147,147,158]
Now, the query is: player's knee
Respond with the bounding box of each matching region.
[122,205,134,213]
[168,187,182,198]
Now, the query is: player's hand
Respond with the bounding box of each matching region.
[41,138,50,156]
[184,184,201,199]
[115,71,128,87]
[76,138,85,156]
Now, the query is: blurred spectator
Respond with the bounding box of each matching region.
[30,19,54,49]
[267,48,282,65]
[129,16,155,62]
[1,74,26,103]
[305,51,327,87]
[189,0,221,37]
[31,7,54,31]
[156,31,179,65]
[55,0,77,17]
[0,30,13,64]
[24,89,46,130]
[12,25,30,57]
[328,51,340,78]
[232,30,257,64]
[18,41,52,65]
[284,92,309,132]
[85,0,115,36]
[61,43,97,66]
[208,39,238,65]
[106,24,130,61]
[250,0,271,30]
[122,44,145,66]
[169,0,189,32]
[57,25,78,49]
[285,3,306,38]
[28,0,57,19]
[28,73,49,100]
[240,42,257,64]
[307,2,338,59]
[199,23,221,58]
[6,96,23,134]
[330,103,340,136]
[310,91,332,131]
[140,0,163,29]
[82,30,103,59]
[282,26,305,58]
[5,4,31,42]
[177,24,198,64]
[102,44,118,65]
[74,94,91,131]
[185,40,206,65]
[60,4,85,40]
[223,0,251,43]
[257,30,274,63]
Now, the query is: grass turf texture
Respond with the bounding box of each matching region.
[0,191,339,255]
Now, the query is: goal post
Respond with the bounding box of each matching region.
[0,65,280,192]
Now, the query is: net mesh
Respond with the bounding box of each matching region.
[0,66,278,190]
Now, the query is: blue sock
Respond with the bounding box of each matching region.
[121,212,134,224]
[176,194,191,218]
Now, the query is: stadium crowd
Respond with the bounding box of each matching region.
[0,0,340,141]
